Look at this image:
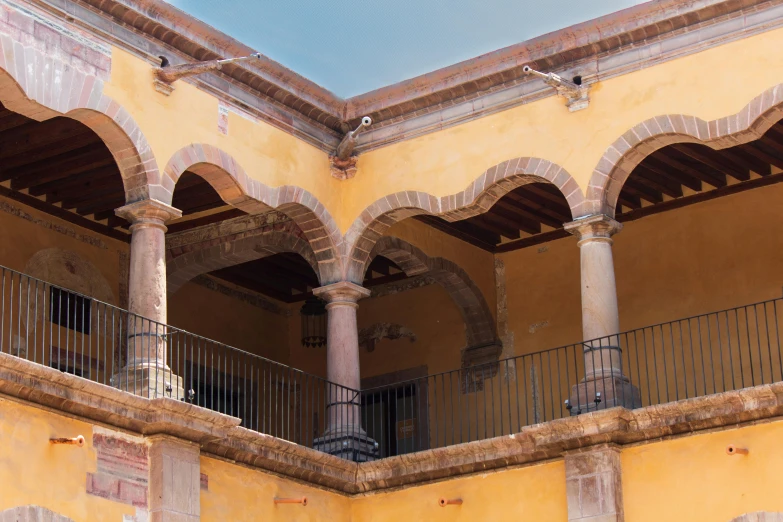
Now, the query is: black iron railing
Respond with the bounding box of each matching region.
[0,266,359,451]
[359,298,783,457]
[2,264,782,460]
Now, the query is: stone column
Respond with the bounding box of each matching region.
[312,281,377,461]
[112,200,182,399]
[565,444,624,522]
[148,435,200,522]
[565,215,639,413]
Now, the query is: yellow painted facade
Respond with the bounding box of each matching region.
[3,176,782,385]
[344,26,783,230]
[622,420,783,521]
[349,461,567,522]
[2,1,783,519]
[4,391,782,521]
[95,25,783,234]
[0,397,136,521]
[200,456,352,522]
[102,49,340,214]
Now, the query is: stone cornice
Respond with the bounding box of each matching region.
[20,0,783,155]
[2,351,783,495]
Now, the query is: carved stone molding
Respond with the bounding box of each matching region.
[329,156,358,180]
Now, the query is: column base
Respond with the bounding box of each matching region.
[569,375,641,415]
[110,363,183,399]
[313,427,379,462]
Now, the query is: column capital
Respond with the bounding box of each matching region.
[116,199,182,229]
[564,214,622,244]
[313,281,370,308]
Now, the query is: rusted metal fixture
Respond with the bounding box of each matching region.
[330,116,372,180]
[336,116,372,161]
[274,497,308,506]
[153,53,262,95]
[522,65,589,112]
[49,435,85,447]
[726,445,749,455]
[439,498,463,507]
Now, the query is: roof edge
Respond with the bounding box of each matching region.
[344,0,738,117]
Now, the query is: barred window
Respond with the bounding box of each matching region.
[49,287,91,334]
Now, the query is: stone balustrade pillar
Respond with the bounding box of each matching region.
[565,444,625,522]
[565,215,639,413]
[312,281,377,461]
[112,200,182,399]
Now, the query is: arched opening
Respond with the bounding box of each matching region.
[0,101,129,236]
[167,171,248,233]
[615,124,783,218]
[418,181,573,251]
[602,116,783,408]
[162,144,343,284]
[0,101,133,382]
[356,237,500,457]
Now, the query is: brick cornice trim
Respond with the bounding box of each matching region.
[0,31,161,204]
[586,83,783,217]
[343,158,581,283]
[163,144,343,282]
[29,0,783,153]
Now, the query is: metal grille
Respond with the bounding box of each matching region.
[360,299,783,455]
[0,265,356,450]
[1,265,781,459]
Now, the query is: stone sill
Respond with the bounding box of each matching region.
[0,351,781,495]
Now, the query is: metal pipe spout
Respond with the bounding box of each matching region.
[155,53,262,86]
[335,116,372,161]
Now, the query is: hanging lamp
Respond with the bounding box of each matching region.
[300,296,327,347]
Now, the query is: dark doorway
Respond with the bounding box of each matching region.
[361,367,430,458]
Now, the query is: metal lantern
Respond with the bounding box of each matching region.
[300,296,327,348]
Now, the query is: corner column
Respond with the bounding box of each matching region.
[312,281,377,461]
[112,200,182,399]
[565,215,639,413]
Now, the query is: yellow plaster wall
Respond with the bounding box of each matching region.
[0,196,129,378]
[358,284,466,380]
[501,183,783,358]
[200,455,351,522]
[623,419,783,521]
[2,384,782,522]
[201,453,566,522]
[168,281,291,364]
[0,396,137,521]
[384,219,497,319]
[0,195,127,304]
[345,27,783,232]
[286,284,466,382]
[350,461,567,522]
[102,49,339,212]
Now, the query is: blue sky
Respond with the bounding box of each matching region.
[163,0,650,97]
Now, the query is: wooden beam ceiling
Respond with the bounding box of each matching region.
[420,121,783,253]
[0,102,130,237]
[209,253,409,303]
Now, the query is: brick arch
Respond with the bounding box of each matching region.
[729,513,783,522]
[0,506,74,522]
[0,36,161,204]
[369,236,500,365]
[166,220,318,294]
[163,144,343,283]
[344,158,583,283]
[586,83,783,217]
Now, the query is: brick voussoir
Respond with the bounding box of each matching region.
[586,82,783,215]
